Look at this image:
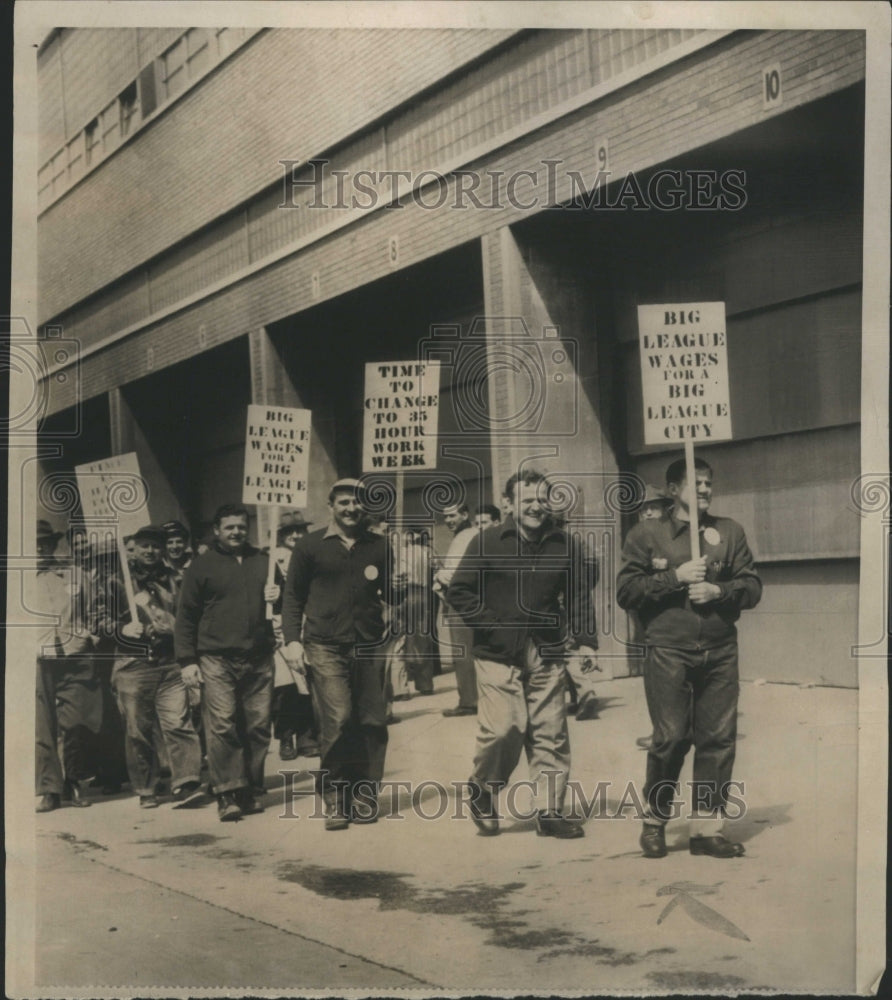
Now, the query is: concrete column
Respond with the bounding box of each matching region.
[108,387,183,528]
[480,222,628,673]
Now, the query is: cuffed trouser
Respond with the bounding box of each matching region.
[199,653,274,795]
[304,641,388,806]
[642,641,739,827]
[36,657,103,795]
[437,605,477,709]
[113,660,202,796]
[472,640,570,812]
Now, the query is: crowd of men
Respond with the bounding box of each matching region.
[32,458,760,858]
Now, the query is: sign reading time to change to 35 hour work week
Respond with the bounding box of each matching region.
[363,361,440,471]
[637,302,732,444]
[243,405,312,507]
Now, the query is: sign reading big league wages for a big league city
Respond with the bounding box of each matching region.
[243,405,312,507]
[74,452,148,538]
[636,302,732,445]
[362,361,440,472]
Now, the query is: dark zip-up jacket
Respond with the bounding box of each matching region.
[615,511,762,650]
[174,542,275,662]
[281,525,396,646]
[446,516,598,664]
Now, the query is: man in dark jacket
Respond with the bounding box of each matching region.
[616,457,762,859]
[447,470,599,839]
[113,524,203,809]
[174,504,280,821]
[281,479,398,830]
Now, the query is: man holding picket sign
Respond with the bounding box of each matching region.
[618,303,762,859]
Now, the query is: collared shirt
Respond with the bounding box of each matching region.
[446,516,598,665]
[616,510,762,650]
[281,525,396,646]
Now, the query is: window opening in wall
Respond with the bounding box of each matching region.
[160,36,187,101]
[119,81,138,137]
[84,117,100,166]
[185,28,210,78]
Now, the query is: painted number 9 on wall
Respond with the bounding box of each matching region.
[762,64,782,108]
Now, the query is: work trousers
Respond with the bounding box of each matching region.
[113,660,202,796]
[472,640,570,812]
[199,652,274,796]
[304,641,388,806]
[36,657,102,795]
[642,640,739,823]
[437,604,477,709]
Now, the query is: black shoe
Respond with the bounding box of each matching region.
[689,834,745,858]
[63,779,92,808]
[442,706,477,717]
[171,781,207,809]
[536,811,585,839]
[385,714,402,725]
[139,794,160,809]
[295,741,320,757]
[36,793,60,813]
[574,692,599,721]
[235,788,265,815]
[467,778,499,836]
[279,738,297,761]
[217,792,242,822]
[640,823,667,858]
[324,803,350,831]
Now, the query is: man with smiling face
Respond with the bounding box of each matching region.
[174,504,280,821]
[447,470,599,839]
[282,479,398,830]
[617,457,762,859]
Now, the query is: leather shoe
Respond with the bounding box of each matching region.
[574,692,599,721]
[36,793,60,813]
[442,706,477,717]
[690,834,745,858]
[467,778,499,836]
[235,789,265,815]
[536,811,584,839]
[63,779,92,807]
[640,823,667,858]
[324,804,350,831]
[279,738,297,761]
[217,792,242,822]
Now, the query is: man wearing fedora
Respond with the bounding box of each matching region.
[175,504,281,821]
[617,457,762,859]
[32,519,104,812]
[282,479,401,830]
[112,524,203,809]
[271,511,318,761]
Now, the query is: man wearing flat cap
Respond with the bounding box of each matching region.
[282,479,401,829]
[175,504,281,821]
[111,524,203,809]
[161,520,193,585]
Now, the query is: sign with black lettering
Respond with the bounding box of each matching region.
[362,361,440,471]
[636,303,732,444]
[243,405,312,507]
[75,452,148,537]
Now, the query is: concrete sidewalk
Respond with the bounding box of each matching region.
[33,675,858,994]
